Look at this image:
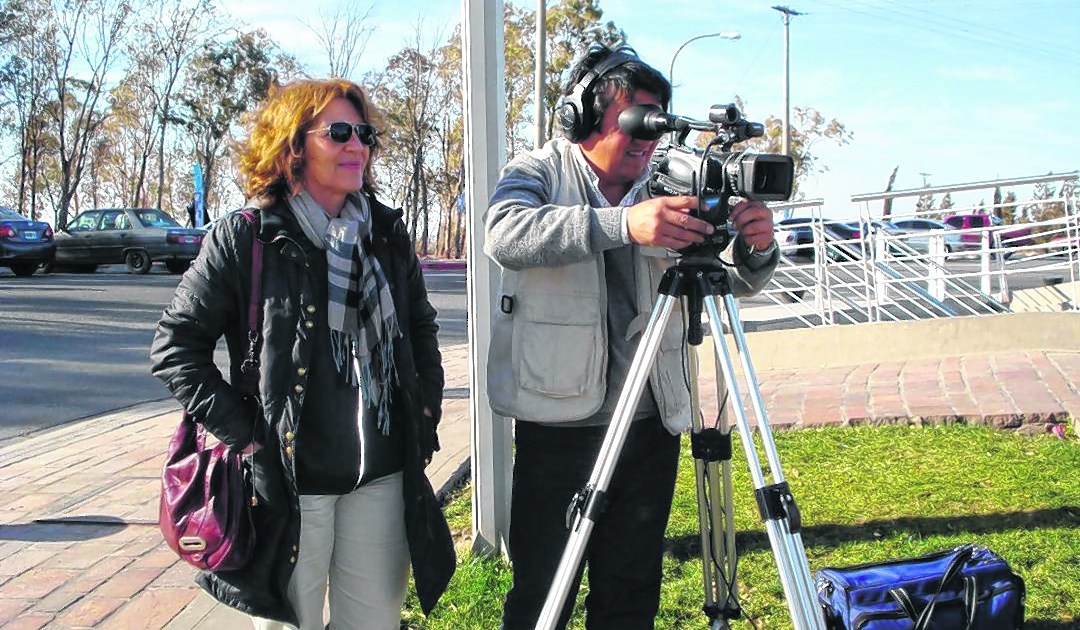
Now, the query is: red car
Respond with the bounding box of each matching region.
[943,213,1034,252]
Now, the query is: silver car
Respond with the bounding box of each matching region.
[891,218,964,254]
[49,207,204,274]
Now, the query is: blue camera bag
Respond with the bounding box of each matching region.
[815,543,1025,629]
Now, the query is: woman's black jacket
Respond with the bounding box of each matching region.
[149,195,455,624]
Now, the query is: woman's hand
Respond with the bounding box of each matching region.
[422,407,439,467]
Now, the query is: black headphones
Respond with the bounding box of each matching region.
[555,50,639,142]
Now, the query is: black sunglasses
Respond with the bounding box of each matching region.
[308,122,378,146]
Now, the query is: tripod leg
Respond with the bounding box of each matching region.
[715,361,738,618]
[719,292,822,619]
[536,292,680,630]
[701,293,826,630]
[690,357,739,628]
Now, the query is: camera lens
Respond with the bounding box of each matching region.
[754,168,769,192]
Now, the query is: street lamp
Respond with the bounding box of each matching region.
[668,31,741,112]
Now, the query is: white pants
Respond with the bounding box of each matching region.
[252,471,410,630]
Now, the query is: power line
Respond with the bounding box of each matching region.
[806,0,1080,67]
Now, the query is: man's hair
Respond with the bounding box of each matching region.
[234,78,385,201]
[560,44,671,141]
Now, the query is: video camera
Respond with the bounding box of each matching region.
[618,103,794,251]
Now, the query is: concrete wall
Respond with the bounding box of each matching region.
[701,311,1080,372]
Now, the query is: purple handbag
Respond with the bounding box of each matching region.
[159,210,263,572]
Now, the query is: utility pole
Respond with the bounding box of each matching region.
[772,5,802,157]
[534,0,547,149]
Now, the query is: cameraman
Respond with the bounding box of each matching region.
[484,43,778,629]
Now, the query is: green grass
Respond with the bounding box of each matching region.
[402,423,1080,629]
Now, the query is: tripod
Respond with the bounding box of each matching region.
[536,254,825,630]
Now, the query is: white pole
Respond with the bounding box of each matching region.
[461,0,512,557]
[782,12,790,156]
[534,1,547,149]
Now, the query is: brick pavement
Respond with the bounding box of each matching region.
[1,342,1077,628]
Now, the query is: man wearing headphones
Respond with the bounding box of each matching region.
[483,43,779,629]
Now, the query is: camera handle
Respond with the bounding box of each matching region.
[536,257,825,630]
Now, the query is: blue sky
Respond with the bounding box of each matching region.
[233,0,1079,218]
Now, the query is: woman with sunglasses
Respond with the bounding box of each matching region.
[150,77,455,629]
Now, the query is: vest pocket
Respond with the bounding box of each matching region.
[514,294,602,398]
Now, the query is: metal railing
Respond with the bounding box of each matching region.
[756,172,1079,329]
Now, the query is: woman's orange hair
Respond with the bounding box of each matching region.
[235,78,385,201]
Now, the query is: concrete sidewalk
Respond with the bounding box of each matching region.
[2,315,1078,628]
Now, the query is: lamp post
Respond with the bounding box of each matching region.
[668,31,741,111]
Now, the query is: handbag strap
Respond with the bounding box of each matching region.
[188,209,263,447]
[237,209,263,393]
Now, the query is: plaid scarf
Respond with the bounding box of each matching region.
[288,191,400,434]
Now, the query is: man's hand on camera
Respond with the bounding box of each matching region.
[729,200,775,251]
[626,196,715,250]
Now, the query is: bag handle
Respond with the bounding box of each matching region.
[887,544,979,630]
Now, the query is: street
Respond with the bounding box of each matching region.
[0,265,467,440]
[0,255,1066,439]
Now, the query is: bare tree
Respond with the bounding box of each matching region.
[128,0,219,209]
[49,0,134,229]
[501,3,535,160]
[426,31,465,258]
[173,29,299,217]
[881,165,899,218]
[368,20,447,254]
[307,1,375,79]
[542,0,622,140]
[0,0,56,220]
[716,99,853,198]
[109,55,165,206]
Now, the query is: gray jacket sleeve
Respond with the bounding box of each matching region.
[725,235,780,297]
[484,153,625,270]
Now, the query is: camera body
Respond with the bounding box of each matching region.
[620,103,795,252]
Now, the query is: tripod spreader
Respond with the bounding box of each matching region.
[690,428,732,464]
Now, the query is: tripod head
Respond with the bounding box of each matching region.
[658,255,735,347]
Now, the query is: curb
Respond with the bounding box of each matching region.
[419,259,466,271]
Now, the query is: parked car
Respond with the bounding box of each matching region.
[1046,232,1080,255]
[0,206,56,277]
[820,220,910,259]
[775,216,823,258]
[774,217,852,260]
[943,213,1034,253]
[890,217,964,254]
[49,207,204,274]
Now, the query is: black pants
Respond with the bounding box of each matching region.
[501,418,681,630]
